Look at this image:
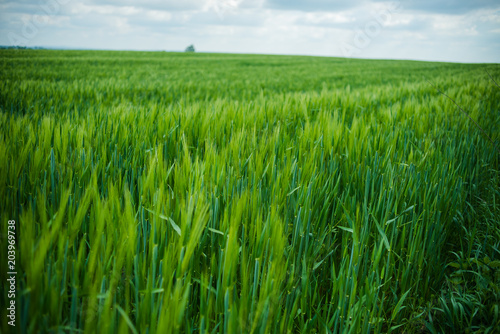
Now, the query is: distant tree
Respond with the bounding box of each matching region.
[185,45,195,53]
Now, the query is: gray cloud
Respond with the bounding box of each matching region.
[376,0,500,15]
[83,0,204,11]
[265,0,363,12]
[266,0,499,15]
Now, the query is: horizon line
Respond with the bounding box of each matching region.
[1,45,499,65]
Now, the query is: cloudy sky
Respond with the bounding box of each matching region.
[0,0,499,62]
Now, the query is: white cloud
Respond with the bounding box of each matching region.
[0,0,499,62]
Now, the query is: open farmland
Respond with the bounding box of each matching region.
[0,50,499,333]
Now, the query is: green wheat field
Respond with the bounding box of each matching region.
[0,50,499,333]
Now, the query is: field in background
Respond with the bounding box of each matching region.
[0,50,499,333]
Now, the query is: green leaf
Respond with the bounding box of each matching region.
[145,207,181,236]
[374,219,391,252]
[313,250,335,271]
[287,186,301,196]
[115,304,139,334]
[338,226,353,233]
[207,227,224,236]
[489,260,500,268]
[391,289,411,321]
